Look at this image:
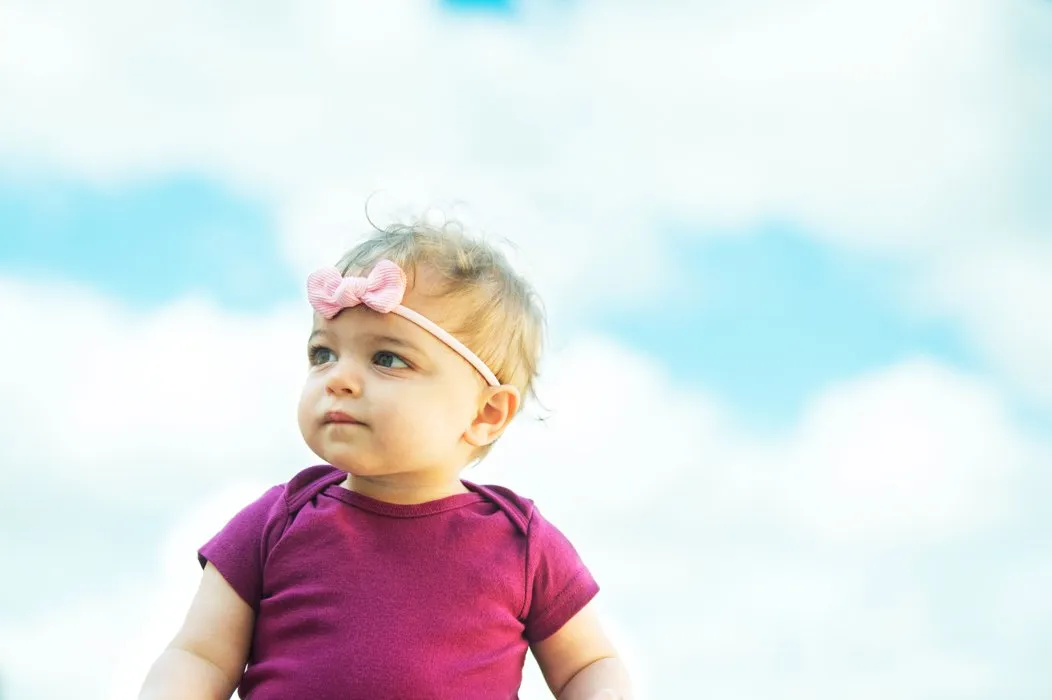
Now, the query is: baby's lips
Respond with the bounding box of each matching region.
[324,410,362,424]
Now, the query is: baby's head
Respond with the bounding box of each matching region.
[297,218,544,482]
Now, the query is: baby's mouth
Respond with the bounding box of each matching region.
[323,411,363,425]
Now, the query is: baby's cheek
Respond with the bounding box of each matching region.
[429,408,471,450]
[383,408,439,452]
[382,405,423,442]
[295,391,313,433]
[296,382,326,447]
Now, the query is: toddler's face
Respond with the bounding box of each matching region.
[297,277,486,482]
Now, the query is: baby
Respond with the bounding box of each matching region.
[138,220,632,699]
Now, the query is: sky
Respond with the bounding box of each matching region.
[1,0,1050,698]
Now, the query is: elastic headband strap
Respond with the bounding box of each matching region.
[390,305,499,387]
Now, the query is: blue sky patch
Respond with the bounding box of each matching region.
[0,174,297,311]
[593,226,982,428]
[441,0,516,14]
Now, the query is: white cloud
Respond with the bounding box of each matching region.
[915,240,1052,404]
[0,276,315,509]
[0,0,1033,240]
[775,358,1028,543]
[0,579,156,700]
[0,477,274,700]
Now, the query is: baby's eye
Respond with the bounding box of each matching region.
[373,351,409,369]
[309,345,337,366]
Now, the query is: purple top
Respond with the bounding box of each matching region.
[198,466,599,699]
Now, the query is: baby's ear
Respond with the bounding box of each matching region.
[464,385,521,448]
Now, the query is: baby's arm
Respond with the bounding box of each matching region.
[138,563,255,700]
[531,601,633,700]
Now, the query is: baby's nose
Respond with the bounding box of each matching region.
[326,359,364,396]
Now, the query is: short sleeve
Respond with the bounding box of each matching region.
[197,484,287,611]
[522,507,600,643]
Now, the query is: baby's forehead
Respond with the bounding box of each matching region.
[402,265,477,324]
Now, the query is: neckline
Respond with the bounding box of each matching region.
[322,480,486,518]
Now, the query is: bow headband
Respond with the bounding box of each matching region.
[306,259,500,387]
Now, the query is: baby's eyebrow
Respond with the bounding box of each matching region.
[365,333,423,354]
[309,328,424,354]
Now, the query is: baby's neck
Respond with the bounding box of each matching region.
[339,472,470,504]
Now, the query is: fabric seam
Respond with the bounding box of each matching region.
[528,567,590,637]
[518,511,535,621]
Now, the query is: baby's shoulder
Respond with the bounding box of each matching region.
[465,482,542,537]
[283,464,346,511]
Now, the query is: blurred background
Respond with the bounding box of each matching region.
[1,0,1051,698]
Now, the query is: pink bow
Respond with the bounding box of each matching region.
[306,259,407,319]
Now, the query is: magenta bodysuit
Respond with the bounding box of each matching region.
[198,465,599,699]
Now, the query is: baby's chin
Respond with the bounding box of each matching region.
[319,450,390,477]
[303,434,370,470]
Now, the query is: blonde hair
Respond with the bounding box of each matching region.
[336,218,546,419]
